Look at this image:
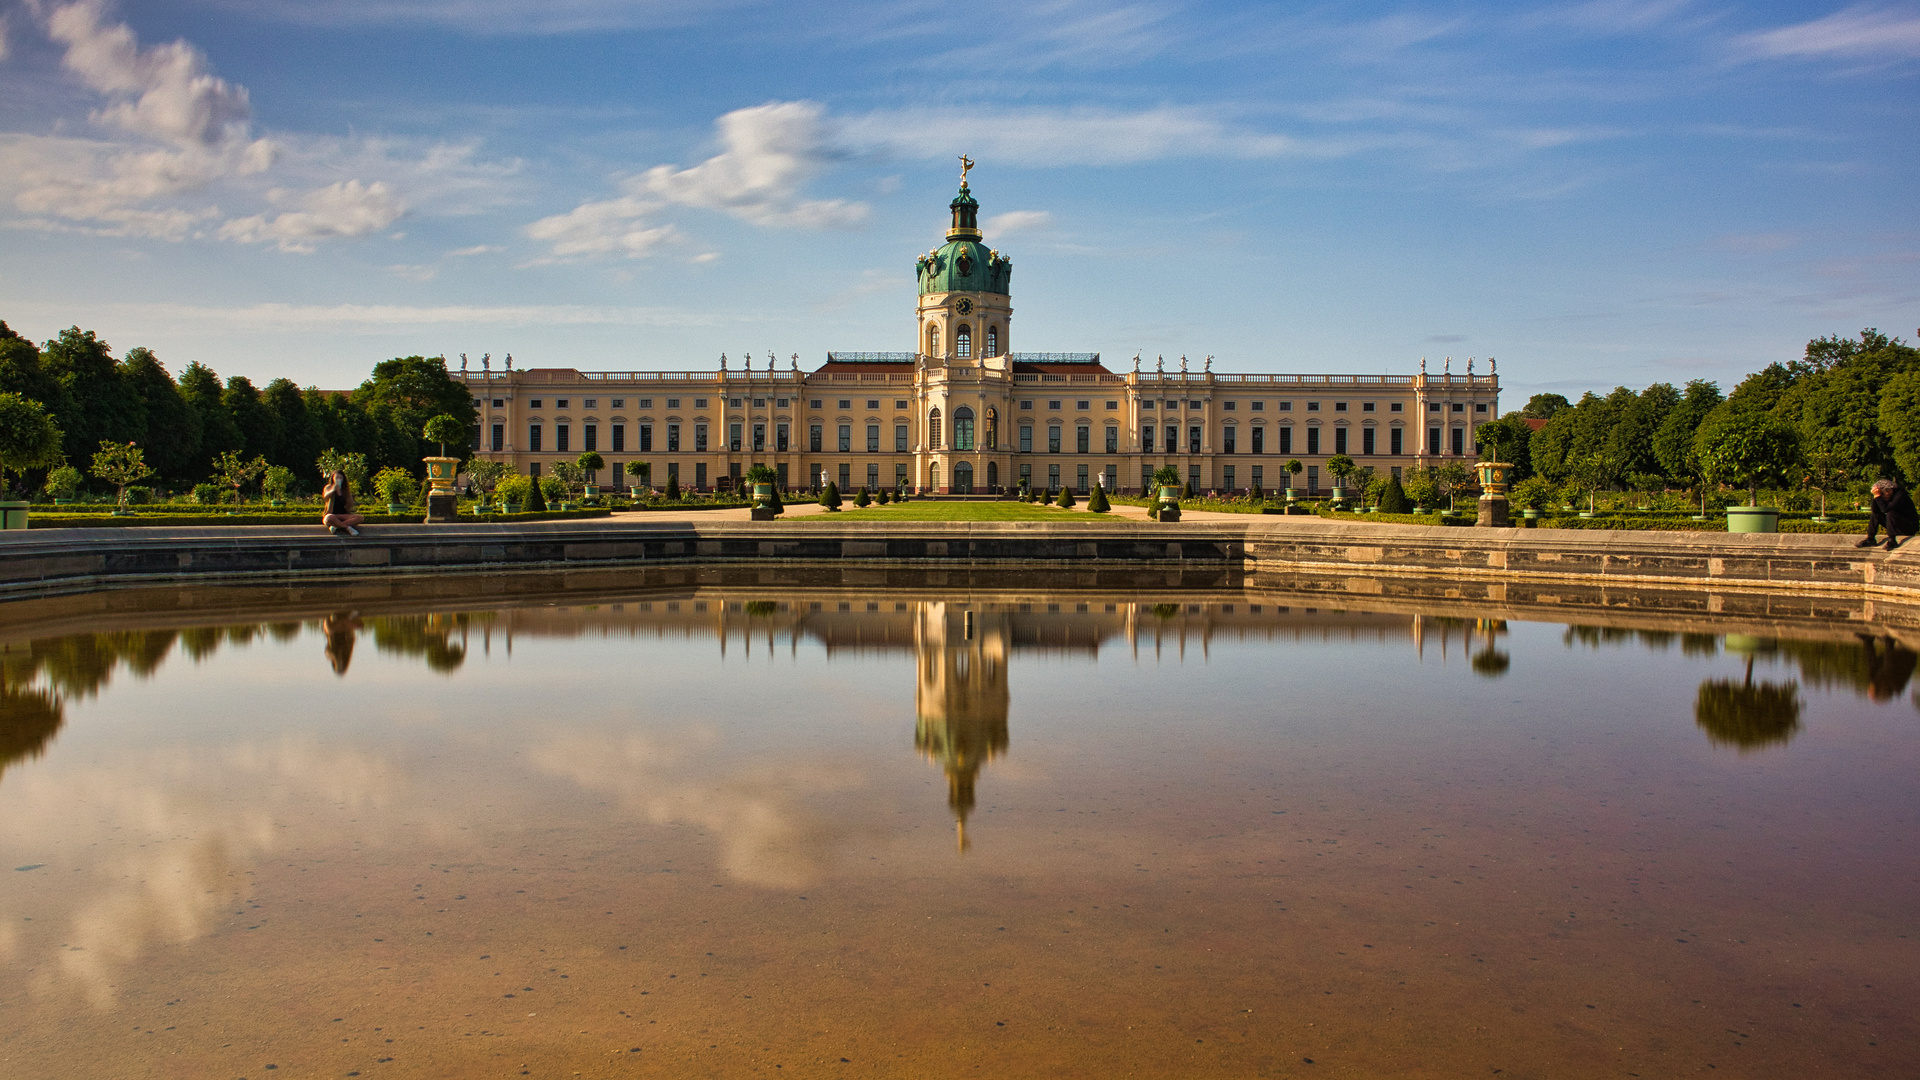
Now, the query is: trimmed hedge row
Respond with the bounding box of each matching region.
[25,509,612,528]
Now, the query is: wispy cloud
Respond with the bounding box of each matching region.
[984,210,1053,236]
[199,0,754,35]
[1733,5,1920,62]
[115,301,723,330]
[218,179,406,252]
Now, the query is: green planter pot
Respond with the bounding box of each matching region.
[1726,505,1780,534]
[387,503,407,514]
[269,499,287,508]
[0,501,28,530]
[503,502,521,514]
[52,498,75,506]
[1283,487,1298,502]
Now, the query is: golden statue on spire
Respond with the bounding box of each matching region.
[959,154,974,185]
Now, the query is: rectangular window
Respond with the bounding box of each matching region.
[1452,427,1465,455]
[1307,465,1318,491]
[1391,426,1403,455]
[557,424,570,453]
[753,423,765,452]
[1021,424,1034,452]
[895,424,908,452]
[866,399,880,410]
[613,424,626,452]
[1141,425,1154,453]
[585,424,598,452]
[1190,401,1203,410]
[1307,427,1320,455]
[1223,426,1237,454]
[810,399,822,409]
[1048,425,1061,453]
[1251,401,1265,411]
[1335,402,1348,412]
[1476,403,1489,413]
[810,424,822,452]
[1049,400,1061,411]
[838,399,851,409]
[895,400,908,410]
[1428,427,1441,455]
[778,462,789,489]
[1048,464,1060,490]
[1105,426,1118,453]
[1279,426,1292,454]
[1076,399,1090,411]
[638,398,652,409]
[1307,401,1320,412]
[1223,465,1235,490]
[1141,465,1152,490]
[839,463,851,489]
[638,424,652,452]
[490,424,503,452]
[838,424,851,452]
[667,461,678,482]
[665,398,679,409]
[667,424,680,452]
[491,398,504,408]
[612,399,624,409]
[1141,400,1154,411]
[1390,402,1403,412]
[1106,400,1118,410]
[1076,425,1089,453]
[1278,401,1292,412]
[1252,465,1263,489]
[1392,465,1402,481]
[556,399,569,409]
[583,399,597,409]
[1077,465,1089,493]
[728,423,742,452]
[1452,403,1465,413]
[694,398,707,409]
[695,462,707,489]
[1021,464,1033,486]
[1224,401,1237,411]
[1363,426,1375,455]
[1334,427,1347,455]
[694,423,707,452]
[530,399,543,409]
[868,463,880,489]
[1430,403,1443,412]
[612,462,624,488]
[777,423,790,451]
[528,424,543,452]
[1165,425,1178,451]
[1363,402,1375,412]
[1020,400,1033,410]
[867,424,880,452]
[1251,426,1264,454]
[896,463,909,486]
[1190,465,1202,491]
[728,398,742,408]
[529,461,540,477]
[1189,426,1202,453]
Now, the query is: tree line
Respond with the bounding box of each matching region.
[1470,329,1920,498]
[0,319,475,497]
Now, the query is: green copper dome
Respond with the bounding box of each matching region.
[916,184,1012,296]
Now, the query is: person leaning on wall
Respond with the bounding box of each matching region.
[1857,478,1916,551]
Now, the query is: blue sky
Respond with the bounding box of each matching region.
[1,0,1915,403]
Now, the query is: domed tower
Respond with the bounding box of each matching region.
[916,166,1012,363]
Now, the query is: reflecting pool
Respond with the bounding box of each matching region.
[2,572,1916,1078]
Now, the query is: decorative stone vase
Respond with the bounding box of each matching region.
[1522,508,1540,521]
[1329,486,1347,501]
[0,501,28,530]
[1474,461,1512,494]
[423,456,459,493]
[1727,505,1780,533]
[583,484,599,498]
[1284,487,1298,502]
[1157,484,1182,523]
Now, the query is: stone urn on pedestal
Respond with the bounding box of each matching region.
[1475,461,1512,527]
[423,457,460,522]
[1157,484,1183,522]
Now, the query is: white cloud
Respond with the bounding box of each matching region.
[523,195,676,262]
[46,0,257,149]
[447,243,502,257]
[1734,5,1920,62]
[984,210,1053,235]
[217,180,406,252]
[843,105,1341,166]
[637,100,868,228]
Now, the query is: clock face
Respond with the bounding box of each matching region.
[956,298,974,314]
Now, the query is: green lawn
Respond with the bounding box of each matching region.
[807,501,1099,521]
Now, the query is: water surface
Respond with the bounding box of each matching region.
[2,574,1916,1078]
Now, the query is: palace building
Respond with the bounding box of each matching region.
[458,176,1499,495]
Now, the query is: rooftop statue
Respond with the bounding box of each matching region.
[459,353,468,372]
[1204,355,1212,372]
[504,353,513,370]
[959,154,974,184]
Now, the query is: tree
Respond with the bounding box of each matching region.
[1377,474,1411,513]
[0,327,64,409]
[1403,469,1438,509]
[1801,439,1854,520]
[423,413,467,457]
[43,326,145,463]
[179,362,244,463]
[1570,451,1622,515]
[467,458,512,498]
[1325,453,1355,491]
[261,464,295,502]
[1881,369,1920,485]
[1474,414,1533,479]
[526,471,549,511]
[209,449,268,505]
[1520,393,1570,420]
[0,392,65,499]
[630,461,652,492]
[355,356,476,467]
[551,460,585,501]
[223,375,284,464]
[118,348,201,486]
[315,448,370,496]
[90,440,154,506]
[263,378,322,475]
[1283,458,1303,490]
[1436,461,1472,510]
[1693,409,1801,505]
[575,450,605,488]
[1055,484,1075,508]
[373,465,419,507]
[1652,380,1722,484]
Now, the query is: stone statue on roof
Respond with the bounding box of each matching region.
[459,353,468,372]
[1133,353,1141,372]
[791,353,800,371]
[1204,355,1212,372]
[1467,357,1474,375]
[1490,357,1497,376]
[1444,356,1451,375]
[1420,356,1426,374]
[1180,354,1188,374]
[504,353,513,370]
[1157,355,1164,373]
[481,353,490,373]
[719,353,728,371]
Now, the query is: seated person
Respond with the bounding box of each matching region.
[321,470,364,536]
[1858,479,1916,551]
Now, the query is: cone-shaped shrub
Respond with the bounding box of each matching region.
[526,473,548,512]
[665,473,680,501]
[877,488,890,504]
[820,481,841,510]
[1056,487,1076,508]
[855,486,871,507]
[1378,475,1412,514]
[1089,483,1110,513]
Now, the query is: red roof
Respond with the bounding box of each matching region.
[1011,361,1113,376]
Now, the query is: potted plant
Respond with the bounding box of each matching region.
[550,461,584,509]
[261,464,294,508]
[0,393,64,530]
[1284,458,1303,501]
[746,463,780,519]
[1694,410,1800,534]
[421,413,467,494]
[538,474,566,511]
[1511,476,1553,525]
[1152,465,1183,522]
[629,460,652,501]
[496,474,531,513]
[43,464,83,505]
[576,450,605,502]
[1435,461,1472,516]
[1403,470,1437,515]
[1570,451,1619,519]
[466,458,511,510]
[1325,454,1355,505]
[371,466,416,513]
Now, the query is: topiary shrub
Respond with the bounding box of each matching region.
[526,473,549,512]
[820,481,841,510]
[664,472,681,501]
[496,474,533,507]
[855,486,871,507]
[1055,486,1076,508]
[42,465,83,501]
[1378,475,1411,514]
[1088,483,1110,513]
[877,488,890,504]
[192,482,223,505]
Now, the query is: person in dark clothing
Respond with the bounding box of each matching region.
[322,469,363,536]
[1858,479,1917,550]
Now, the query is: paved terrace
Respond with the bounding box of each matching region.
[1,510,1914,611]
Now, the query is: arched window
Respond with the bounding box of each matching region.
[927,323,940,356]
[954,406,975,451]
[956,324,972,358]
[928,407,943,449]
[984,407,998,450]
[986,327,998,357]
